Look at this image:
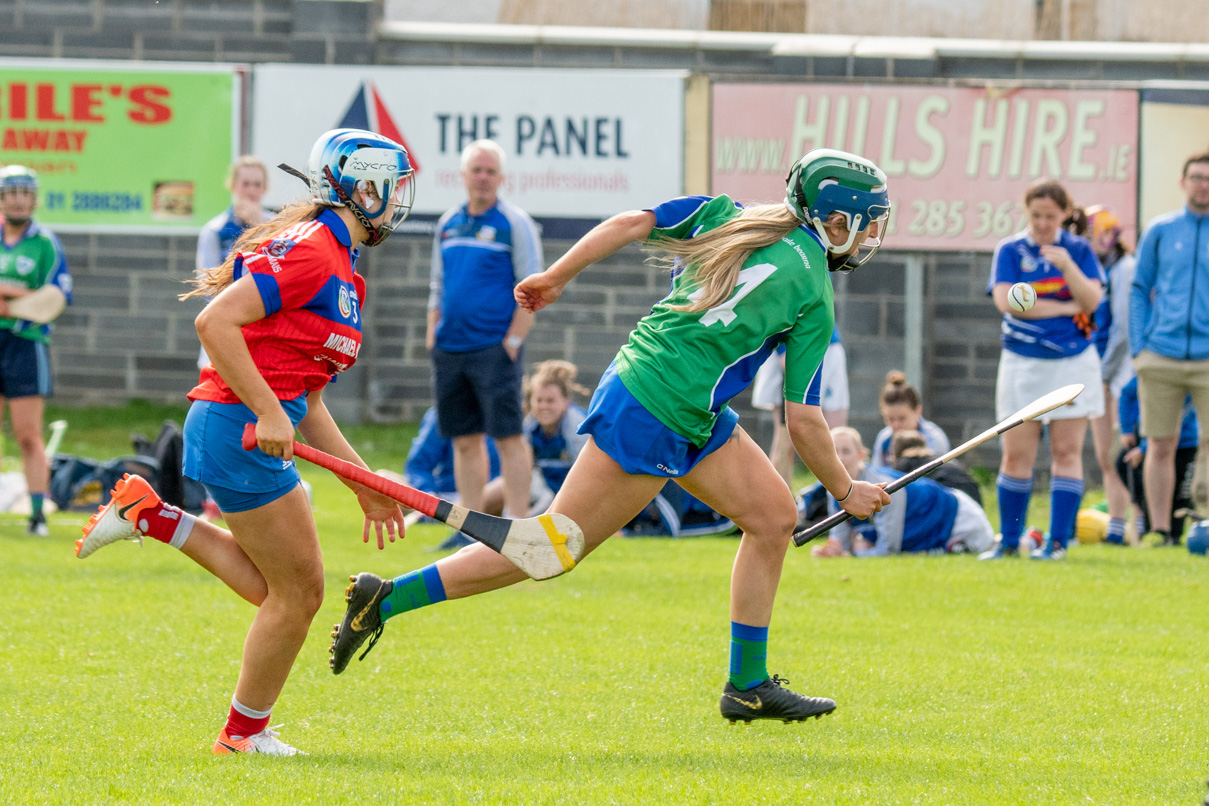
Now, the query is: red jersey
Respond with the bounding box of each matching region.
[189,209,366,404]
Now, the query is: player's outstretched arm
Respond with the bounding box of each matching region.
[515,210,656,312]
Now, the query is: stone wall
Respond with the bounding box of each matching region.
[50,221,1009,465]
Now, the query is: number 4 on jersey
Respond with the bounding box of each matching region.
[692,262,778,327]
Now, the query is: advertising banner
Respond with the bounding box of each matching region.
[251,65,685,233]
[0,60,240,231]
[712,83,1138,251]
[1139,86,1209,228]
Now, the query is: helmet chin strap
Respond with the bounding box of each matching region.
[323,167,385,246]
[810,212,863,255]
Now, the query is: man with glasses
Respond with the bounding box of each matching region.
[1129,151,1209,545]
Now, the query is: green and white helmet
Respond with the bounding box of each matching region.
[785,148,890,271]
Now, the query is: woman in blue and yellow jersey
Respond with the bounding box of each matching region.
[330,149,894,725]
[981,180,1105,561]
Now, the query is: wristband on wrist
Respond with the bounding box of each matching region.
[505,335,524,350]
[836,482,854,503]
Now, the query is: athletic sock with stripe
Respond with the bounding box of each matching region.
[224,697,271,740]
[997,473,1033,549]
[729,622,769,691]
[380,565,446,623]
[1050,476,1083,550]
[135,503,196,549]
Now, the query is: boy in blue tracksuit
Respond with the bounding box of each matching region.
[1129,150,1209,544]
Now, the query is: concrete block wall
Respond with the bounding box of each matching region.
[0,0,378,65]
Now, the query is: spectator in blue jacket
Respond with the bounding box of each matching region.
[1115,376,1198,543]
[1129,150,1209,546]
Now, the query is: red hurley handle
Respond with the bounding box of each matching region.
[240,422,441,517]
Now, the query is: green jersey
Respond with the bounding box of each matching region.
[615,195,834,447]
[0,221,71,344]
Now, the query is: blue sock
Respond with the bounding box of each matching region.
[728,622,769,691]
[1106,517,1126,544]
[997,473,1033,549]
[1050,477,1084,549]
[30,493,44,519]
[380,565,447,622]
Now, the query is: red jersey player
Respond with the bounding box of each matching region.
[75,129,415,756]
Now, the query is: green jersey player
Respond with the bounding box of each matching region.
[0,165,72,536]
[330,149,893,724]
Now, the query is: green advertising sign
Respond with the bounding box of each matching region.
[0,61,238,230]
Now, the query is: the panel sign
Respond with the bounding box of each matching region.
[252,65,685,228]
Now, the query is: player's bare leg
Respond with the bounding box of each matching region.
[451,434,489,512]
[678,427,796,631]
[678,426,836,724]
[77,471,269,606]
[9,395,49,535]
[223,485,323,712]
[494,433,533,519]
[1143,435,1178,540]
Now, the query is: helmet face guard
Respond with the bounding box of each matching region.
[0,165,38,197]
[307,129,415,246]
[786,148,890,272]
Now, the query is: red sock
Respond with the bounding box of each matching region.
[134,502,185,544]
[224,704,271,740]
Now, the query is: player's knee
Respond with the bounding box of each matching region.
[288,571,325,618]
[15,434,42,455]
[740,498,798,545]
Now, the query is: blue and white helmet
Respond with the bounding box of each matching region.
[306,128,415,245]
[0,165,38,195]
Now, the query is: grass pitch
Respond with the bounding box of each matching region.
[1,404,1207,804]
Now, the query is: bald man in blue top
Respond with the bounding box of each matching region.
[427,140,541,536]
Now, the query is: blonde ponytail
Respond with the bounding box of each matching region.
[182,201,326,300]
[647,203,801,313]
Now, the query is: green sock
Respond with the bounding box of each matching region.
[30,493,44,519]
[729,622,769,690]
[379,565,446,623]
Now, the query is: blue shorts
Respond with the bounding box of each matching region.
[432,344,524,439]
[183,396,308,513]
[580,362,738,478]
[0,330,51,398]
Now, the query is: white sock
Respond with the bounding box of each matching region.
[169,512,196,550]
[231,697,273,720]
